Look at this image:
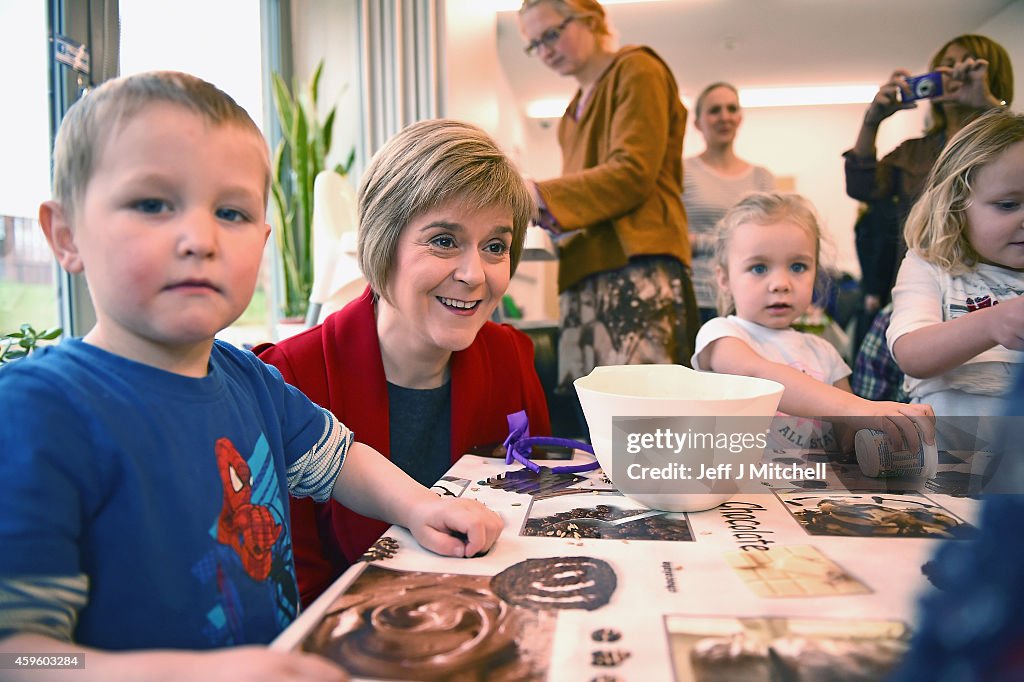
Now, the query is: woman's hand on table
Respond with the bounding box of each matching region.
[406,495,504,559]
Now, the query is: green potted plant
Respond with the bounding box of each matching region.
[270,60,355,320]
[0,323,61,366]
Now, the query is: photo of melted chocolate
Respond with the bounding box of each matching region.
[522,503,694,541]
[302,565,554,680]
[491,557,617,611]
[667,616,911,682]
[779,492,971,538]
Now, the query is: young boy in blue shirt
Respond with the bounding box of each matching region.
[0,71,503,681]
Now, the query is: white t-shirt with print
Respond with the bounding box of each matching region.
[887,251,1024,414]
[692,315,851,450]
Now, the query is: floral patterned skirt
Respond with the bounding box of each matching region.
[557,255,699,391]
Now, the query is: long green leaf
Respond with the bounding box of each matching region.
[293,104,312,289]
[310,60,324,111]
[320,106,336,166]
[271,73,295,142]
[267,60,347,317]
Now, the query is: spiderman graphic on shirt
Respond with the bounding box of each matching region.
[215,437,281,581]
[196,436,298,645]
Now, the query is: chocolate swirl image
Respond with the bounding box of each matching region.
[492,557,617,611]
[523,504,693,541]
[302,565,551,680]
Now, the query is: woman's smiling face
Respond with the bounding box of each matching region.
[378,200,514,356]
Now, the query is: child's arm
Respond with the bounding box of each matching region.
[892,297,1024,378]
[0,633,347,682]
[699,337,934,450]
[330,443,504,558]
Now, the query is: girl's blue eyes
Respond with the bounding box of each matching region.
[995,201,1021,212]
[748,263,809,274]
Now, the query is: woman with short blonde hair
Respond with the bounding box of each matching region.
[259,119,551,606]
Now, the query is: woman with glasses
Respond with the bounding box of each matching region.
[518,0,698,391]
[682,82,775,323]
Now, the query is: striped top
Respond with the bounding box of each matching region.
[682,156,775,309]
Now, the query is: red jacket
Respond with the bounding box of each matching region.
[256,289,551,605]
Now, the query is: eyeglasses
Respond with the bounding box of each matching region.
[524,16,574,57]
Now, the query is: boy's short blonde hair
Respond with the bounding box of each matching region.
[357,119,533,301]
[713,192,826,315]
[905,108,1024,274]
[53,71,267,221]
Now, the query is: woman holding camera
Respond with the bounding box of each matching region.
[844,34,1013,312]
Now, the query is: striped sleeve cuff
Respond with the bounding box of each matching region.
[287,408,352,503]
[0,574,88,642]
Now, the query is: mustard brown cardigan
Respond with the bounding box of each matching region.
[537,45,691,292]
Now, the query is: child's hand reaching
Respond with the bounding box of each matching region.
[837,401,935,455]
[988,296,1024,351]
[406,495,504,559]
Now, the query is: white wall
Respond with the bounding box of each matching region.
[289,0,363,176]
[975,1,1024,108]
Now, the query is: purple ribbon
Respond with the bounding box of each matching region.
[503,410,599,474]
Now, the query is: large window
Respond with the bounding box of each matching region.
[119,0,272,347]
[0,2,58,333]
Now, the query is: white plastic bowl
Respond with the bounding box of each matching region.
[574,364,784,512]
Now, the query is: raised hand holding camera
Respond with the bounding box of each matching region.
[934,57,1002,110]
[863,69,919,126]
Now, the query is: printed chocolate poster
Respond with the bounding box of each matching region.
[299,557,618,680]
[272,454,983,681]
[521,490,694,541]
[666,615,911,681]
[776,491,973,539]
